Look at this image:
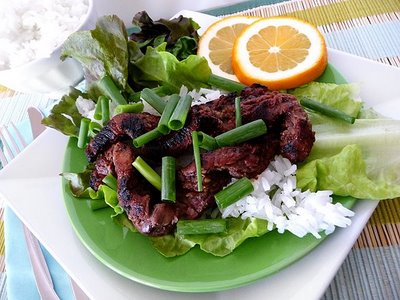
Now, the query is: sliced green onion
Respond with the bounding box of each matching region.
[168,95,193,130]
[94,98,103,120]
[132,156,161,191]
[102,173,118,191]
[141,88,166,114]
[130,86,170,103]
[98,75,127,105]
[77,118,90,148]
[114,103,144,114]
[176,219,227,235]
[133,128,163,148]
[129,91,141,103]
[197,132,217,150]
[88,199,109,211]
[100,96,110,124]
[161,156,176,202]
[299,96,356,124]
[88,121,102,138]
[192,131,203,192]
[215,177,254,209]
[235,97,242,127]
[215,119,267,147]
[208,74,246,93]
[157,94,180,134]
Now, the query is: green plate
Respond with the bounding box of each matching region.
[62,64,354,292]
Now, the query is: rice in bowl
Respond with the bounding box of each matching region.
[0,0,95,93]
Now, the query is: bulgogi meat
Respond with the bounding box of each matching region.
[86,84,315,236]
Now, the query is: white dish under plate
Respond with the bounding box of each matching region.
[1,10,400,300]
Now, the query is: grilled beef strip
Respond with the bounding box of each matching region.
[86,112,159,163]
[240,87,315,162]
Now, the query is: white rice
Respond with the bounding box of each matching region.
[179,86,224,105]
[221,155,355,238]
[0,0,89,70]
[75,96,95,117]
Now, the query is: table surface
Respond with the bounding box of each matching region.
[1,0,400,299]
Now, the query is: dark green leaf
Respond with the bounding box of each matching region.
[42,88,86,137]
[171,36,198,60]
[129,11,199,59]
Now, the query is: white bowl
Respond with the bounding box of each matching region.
[0,0,96,94]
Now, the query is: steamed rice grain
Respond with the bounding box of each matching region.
[0,0,89,70]
[221,155,355,238]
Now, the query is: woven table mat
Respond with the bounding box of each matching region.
[206,0,400,299]
[0,90,55,300]
[208,0,400,67]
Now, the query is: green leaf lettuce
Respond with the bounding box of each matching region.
[290,81,362,118]
[61,15,129,89]
[41,88,87,137]
[130,45,211,93]
[151,218,268,257]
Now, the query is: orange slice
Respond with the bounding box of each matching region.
[198,16,259,81]
[232,17,328,90]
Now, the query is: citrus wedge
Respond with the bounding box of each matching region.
[232,17,328,90]
[198,16,259,81]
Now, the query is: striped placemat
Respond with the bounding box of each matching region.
[209,0,400,67]
[206,0,400,299]
[0,90,55,300]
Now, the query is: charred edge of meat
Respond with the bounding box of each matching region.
[89,144,116,190]
[86,113,160,163]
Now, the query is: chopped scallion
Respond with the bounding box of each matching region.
[197,132,217,150]
[114,103,144,114]
[132,156,161,191]
[100,96,110,124]
[208,74,246,93]
[176,219,227,235]
[215,119,267,147]
[157,94,180,134]
[299,96,356,124]
[88,121,102,138]
[141,88,166,114]
[94,97,103,120]
[98,75,127,105]
[215,177,254,209]
[235,97,242,127]
[102,173,118,191]
[192,131,203,192]
[132,128,163,148]
[161,156,176,202]
[77,118,90,148]
[168,95,193,130]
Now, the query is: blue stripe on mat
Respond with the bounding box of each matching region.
[204,0,287,15]
[324,20,400,60]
